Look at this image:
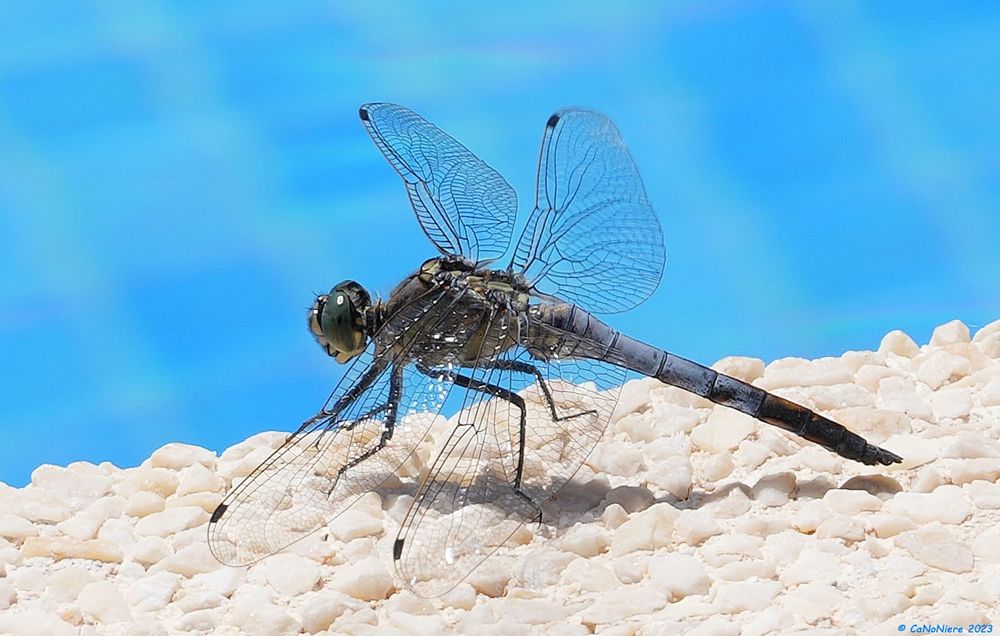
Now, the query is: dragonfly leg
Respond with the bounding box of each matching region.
[489,359,598,423]
[446,370,541,523]
[330,364,405,491]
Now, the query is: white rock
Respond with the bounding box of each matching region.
[978,379,1000,406]
[561,558,617,592]
[822,488,883,515]
[888,485,972,524]
[701,484,753,519]
[11,565,46,590]
[878,330,919,358]
[191,566,247,598]
[702,453,734,481]
[971,527,1000,562]
[0,608,77,636]
[227,600,300,636]
[586,441,643,477]
[713,356,765,382]
[930,320,971,346]
[123,571,180,612]
[465,560,511,597]
[176,463,223,496]
[797,445,844,474]
[615,411,657,442]
[780,581,843,624]
[96,518,135,546]
[250,552,322,597]
[298,590,363,633]
[608,502,678,556]
[895,524,974,573]
[126,535,172,565]
[966,480,1000,509]
[125,490,165,517]
[175,588,224,612]
[943,433,1000,458]
[441,583,477,610]
[868,513,918,538]
[328,556,393,601]
[833,407,911,443]
[46,565,95,602]
[644,455,693,499]
[878,376,933,421]
[602,485,654,514]
[916,350,971,389]
[647,553,710,600]
[0,579,14,610]
[909,465,945,493]
[0,513,37,539]
[558,524,610,557]
[673,509,721,546]
[78,581,132,622]
[950,458,1000,485]
[577,585,667,625]
[134,505,208,537]
[690,408,756,453]
[881,434,938,470]
[715,580,782,613]
[815,515,865,542]
[716,558,777,581]
[116,467,178,498]
[178,609,222,632]
[20,536,122,563]
[702,533,763,566]
[611,377,659,424]
[929,388,973,420]
[760,356,853,389]
[496,598,574,625]
[150,541,217,577]
[736,440,771,469]
[779,548,842,586]
[31,464,111,507]
[601,503,629,530]
[149,443,216,470]
[752,472,795,507]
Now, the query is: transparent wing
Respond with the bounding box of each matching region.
[360,103,517,262]
[511,109,666,313]
[208,288,488,566]
[394,311,626,597]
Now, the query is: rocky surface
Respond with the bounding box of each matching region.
[1,318,998,634]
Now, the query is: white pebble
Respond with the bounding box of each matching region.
[702,453,734,481]
[971,527,1000,562]
[672,509,721,546]
[950,458,1000,485]
[123,571,180,613]
[603,485,654,514]
[47,565,96,602]
[647,553,710,600]
[712,356,765,382]
[126,535,172,566]
[878,376,933,420]
[881,434,939,470]
[328,556,393,601]
[779,548,842,586]
[134,506,208,537]
[116,467,178,499]
[895,524,974,573]
[752,472,795,507]
[149,443,216,470]
[760,356,853,389]
[815,515,865,542]
[178,609,222,632]
[149,541,217,577]
[20,536,122,563]
[558,524,610,557]
[878,330,919,358]
[465,560,510,597]
[888,485,972,524]
[644,455,693,499]
[715,580,782,613]
[916,350,971,389]
[228,600,300,636]
[966,480,1000,509]
[586,441,643,477]
[0,513,37,540]
[929,388,973,420]
[78,581,132,623]
[578,585,666,625]
[175,463,223,496]
[702,533,763,566]
[930,319,971,346]
[690,409,756,453]
[191,566,246,598]
[868,513,918,538]
[822,489,883,515]
[608,503,678,556]
[124,492,165,519]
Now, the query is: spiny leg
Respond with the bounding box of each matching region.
[446,370,541,523]
[327,364,405,494]
[489,359,598,423]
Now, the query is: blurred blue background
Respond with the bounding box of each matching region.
[1,1,998,486]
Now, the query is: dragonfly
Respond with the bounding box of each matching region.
[208,103,902,597]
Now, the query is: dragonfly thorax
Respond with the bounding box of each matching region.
[308,280,372,364]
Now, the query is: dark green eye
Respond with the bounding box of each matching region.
[321,291,357,354]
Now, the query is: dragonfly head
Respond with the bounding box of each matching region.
[308,280,372,364]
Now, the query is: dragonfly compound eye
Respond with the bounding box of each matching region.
[320,281,371,362]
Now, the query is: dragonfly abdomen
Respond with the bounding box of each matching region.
[530,303,902,467]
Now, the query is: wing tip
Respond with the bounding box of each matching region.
[393,538,404,561]
[359,106,371,122]
[209,503,227,524]
[546,113,560,128]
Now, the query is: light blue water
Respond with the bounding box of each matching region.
[1,2,998,486]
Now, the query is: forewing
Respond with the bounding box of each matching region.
[360,103,517,262]
[208,289,481,566]
[511,109,666,313]
[394,313,626,597]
